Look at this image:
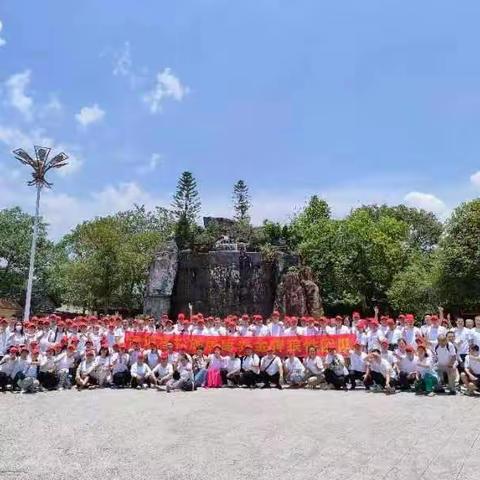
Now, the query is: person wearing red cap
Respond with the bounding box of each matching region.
[145,343,160,369]
[385,318,402,350]
[324,346,348,390]
[18,348,41,393]
[111,344,130,388]
[268,311,284,337]
[332,316,350,335]
[380,339,397,368]
[414,344,438,396]
[425,315,447,350]
[54,345,77,390]
[303,346,325,388]
[283,317,300,336]
[348,342,368,390]
[283,350,305,387]
[366,319,385,352]
[10,346,31,391]
[39,347,59,390]
[401,314,421,347]
[0,347,18,390]
[208,317,226,337]
[76,350,98,390]
[152,352,174,388]
[130,353,155,389]
[260,348,283,389]
[364,350,397,394]
[396,345,418,391]
[240,346,260,388]
[249,315,269,337]
[191,318,207,336]
[205,346,225,388]
[237,315,250,337]
[48,320,67,345]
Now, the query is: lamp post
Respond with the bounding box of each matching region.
[12,146,69,322]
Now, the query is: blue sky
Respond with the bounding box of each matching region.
[1,1,480,238]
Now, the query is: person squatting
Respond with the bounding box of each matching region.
[1,309,480,396]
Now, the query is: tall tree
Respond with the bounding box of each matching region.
[172,172,201,223]
[172,172,201,249]
[232,180,251,222]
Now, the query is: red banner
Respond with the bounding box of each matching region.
[124,332,355,356]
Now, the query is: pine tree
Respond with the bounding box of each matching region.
[172,172,201,248]
[232,179,251,223]
[172,172,201,223]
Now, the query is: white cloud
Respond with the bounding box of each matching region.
[143,68,189,114]
[470,171,480,188]
[404,191,447,214]
[113,41,132,77]
[5,70,33,119]
[75,104,105,127]
[136,152,163,174]
[0,20,6,47]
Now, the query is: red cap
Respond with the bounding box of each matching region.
[380,338,389,345]
[160,352,168,360]
[67,344,76,351]
[86,350,95,357]
[9,347,19,354]
[272,311,280,317]
[405,345,414,353]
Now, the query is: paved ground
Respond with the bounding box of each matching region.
[0,388,479,480]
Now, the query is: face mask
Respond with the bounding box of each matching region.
[15,326,22,332]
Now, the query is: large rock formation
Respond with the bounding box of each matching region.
[143,240,178,318]
[274,266,323,317]
[144,218,322,318]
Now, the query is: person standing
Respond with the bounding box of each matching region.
[434,334,458,395]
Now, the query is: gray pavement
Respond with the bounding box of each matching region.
[0,388,479,480]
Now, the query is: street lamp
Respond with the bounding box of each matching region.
[12,146,69,322]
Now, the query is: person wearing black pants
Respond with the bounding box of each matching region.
[240,347,260,388]
[259,349,283,390]
[324,346,348,390]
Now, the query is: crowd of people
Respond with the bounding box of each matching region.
[1,308,480,396]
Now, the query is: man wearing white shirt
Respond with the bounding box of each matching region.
[397,345,417,391]
[366,320,384,352]
[434,335,457,395]
[364,350,396,393]
[130,353,155,389]
[268,311,284,337]
[426,316,447,349]
[260,348,283,389]
[453,318,472,367]
[348,342,367,390]
[283,351,305,386]
[249,315,269,337]
[221,353,242,386]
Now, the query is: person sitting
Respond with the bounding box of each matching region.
[166,354,193,392]
[0,347,19,391]
[205,345,225,388]
[303,346,325,389]
[364,350,396,394]
[18,348,40,393]
[460,344,480,396]
[152,352,174,389]
[396,345,417,391]
[192,345,208,387]
[260,347,283,389]
[221,351,242,387]
[348,342,367,390]
[39,346,59,390]
[414,344,438,396]
[111,343,130,388]
[240,346,260,388]
[54,344,77,390]
[75,350,98,390]
[324,346,348,390]
[130,353,155,389]
[283,351,305,387]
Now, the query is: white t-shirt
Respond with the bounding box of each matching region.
[55,352,76,371]
[225,357,241,373]
[370,358,395,378]
[152,362,173,378]
[434,343,457,367]
[268,323,284,337]
[402,326,421,346]
[324,353,348,376]
[130,362,152,378]
[454,328,471,355]
[397,354,417,374]
[416,356,434,377]
[260,355,282,376]
[111,352,130,374]
[464,354,480,376]
[303,355,324,374]
[349,351,367,372]
[242,354,260,373]
[426,325,447,347]
[366,330,384,351]
[284,357,305,374]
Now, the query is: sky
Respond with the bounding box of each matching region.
[1,1,480,238]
